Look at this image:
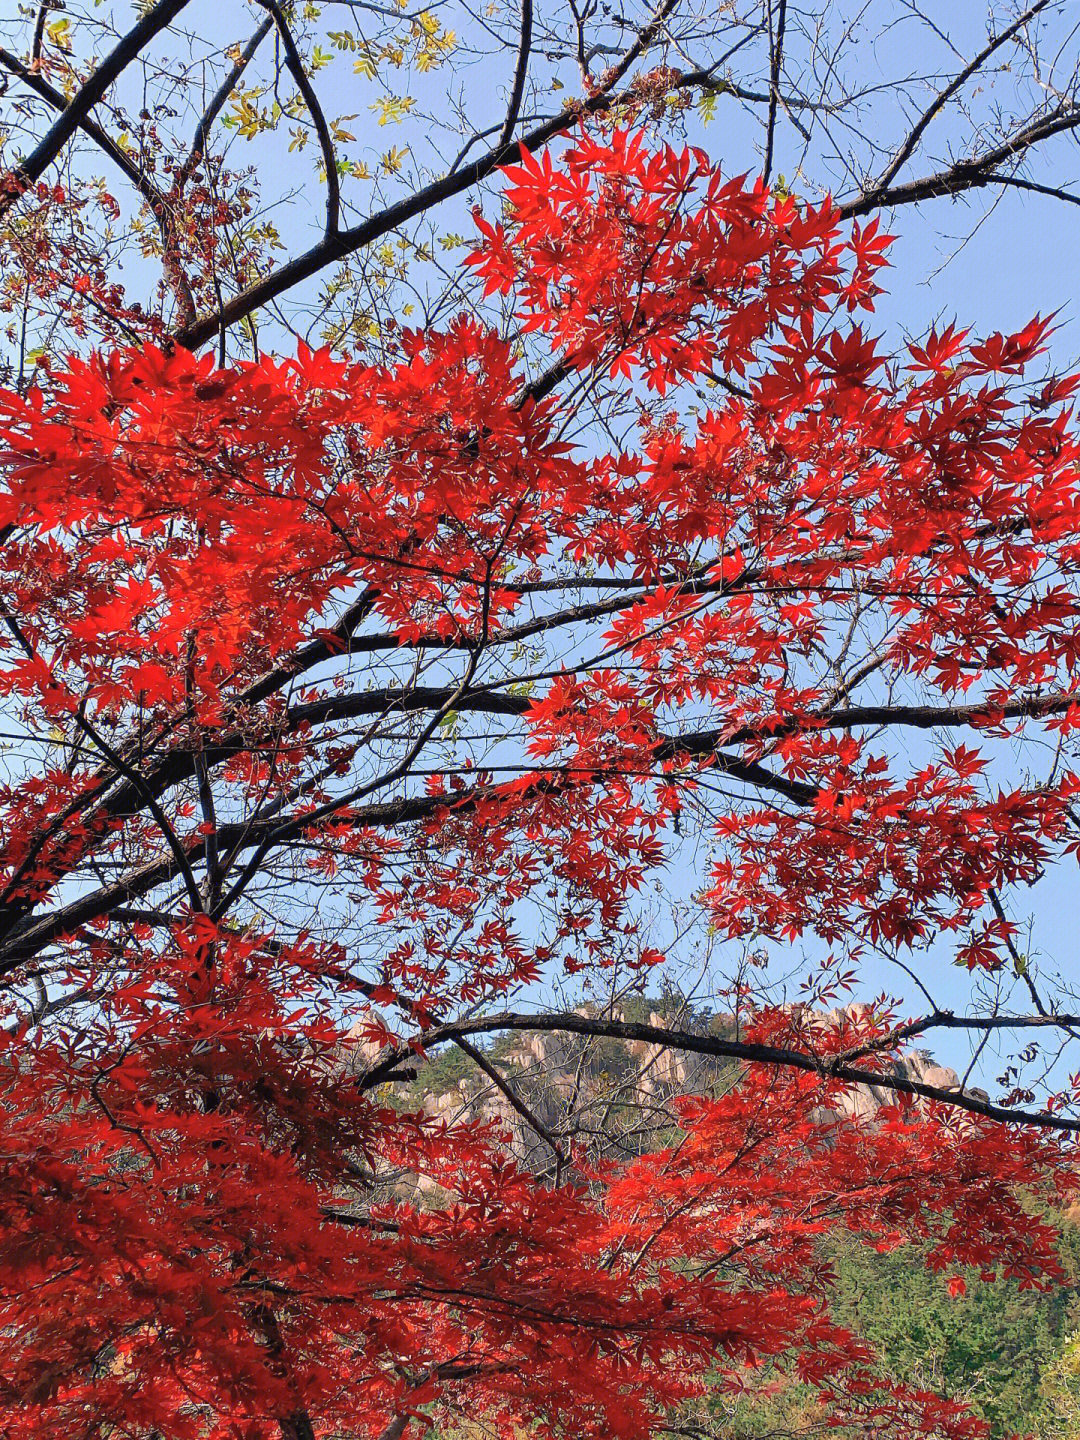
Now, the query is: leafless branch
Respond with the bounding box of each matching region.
[0,0,192,219]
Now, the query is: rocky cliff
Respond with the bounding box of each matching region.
[349,1003,983,1176]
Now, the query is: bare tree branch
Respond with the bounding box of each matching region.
[454,1034,567,1165]
[0,42,197,325]
[0,0,191,218]
[174,0,684,348]
[762,0,787,183]
[253,0,341,235]
[178,17,274,185]
[362,1010,1080,1132]
[874,0,1053,194]
[498,0,533,147]
[846,99,1080,218]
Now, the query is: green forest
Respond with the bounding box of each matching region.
[702,1217,1080,1439]
[409,1021,1080,1440]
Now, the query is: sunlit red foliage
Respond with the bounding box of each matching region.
[0,130,1078,1439]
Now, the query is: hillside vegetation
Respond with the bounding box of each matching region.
[398,1005,1080,1438]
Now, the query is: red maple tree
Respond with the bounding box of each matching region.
[1,126,1079,1440]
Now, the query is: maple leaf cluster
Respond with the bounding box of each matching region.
[0,129,1077,1438]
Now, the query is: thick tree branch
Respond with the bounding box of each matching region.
[498,0,533,147]
[844,100,1080,218]
[31,0,53,65]
[874,0,1052,194]
[762,0,787,183]
[173,0,683,348]
[361,1011,1080,1132]
[288,682,1080,740]
[0,727,813,968]
[13,669,1076,962]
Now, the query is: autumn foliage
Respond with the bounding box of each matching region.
[0,128,1079,1439]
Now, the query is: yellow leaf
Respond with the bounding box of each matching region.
[380,145,409,174]
[370,95,415,126]
[46,16,71,50]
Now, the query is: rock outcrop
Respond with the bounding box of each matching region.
[356,1003,984,1176]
